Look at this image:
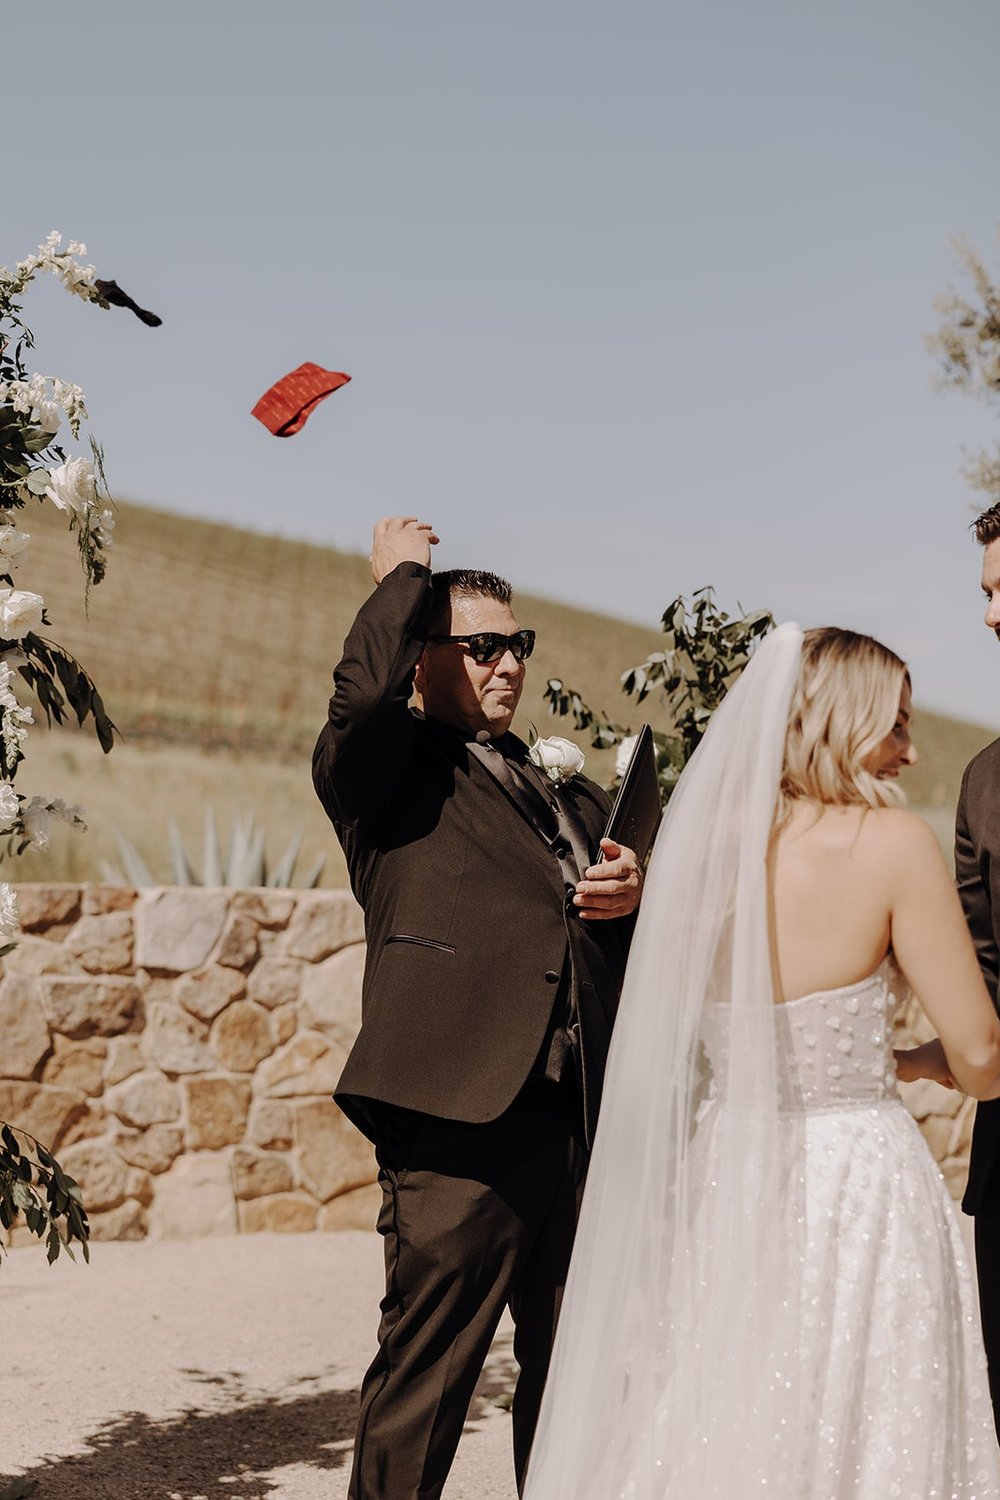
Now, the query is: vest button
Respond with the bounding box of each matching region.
[553,842,570,859]
[544,969,560,983]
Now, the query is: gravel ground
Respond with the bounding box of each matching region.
[0,1231,518,1500]
[1,1217,979,1499]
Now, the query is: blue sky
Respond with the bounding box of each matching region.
[7,0,1000,722]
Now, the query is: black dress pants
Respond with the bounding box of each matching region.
[975,1186,1000,1438]
[347,1079,586,1500]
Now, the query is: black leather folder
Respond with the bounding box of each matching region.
[602,723,662,864]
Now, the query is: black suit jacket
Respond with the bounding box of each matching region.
[312,562,632,1144]
[956,738,1000,1214]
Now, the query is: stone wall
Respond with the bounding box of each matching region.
[0,885,977,1243]
[0,884,379,1243]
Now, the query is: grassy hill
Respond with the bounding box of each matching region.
[22,499,667,758]
[12,500,666,885]
[8,499,996,885]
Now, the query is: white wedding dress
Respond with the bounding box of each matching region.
[523,625,1000,1500]
[687,958,1000,1498]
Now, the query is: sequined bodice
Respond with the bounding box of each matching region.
[701,961,903,1114]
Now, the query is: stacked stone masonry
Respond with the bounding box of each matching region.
[0,885,380,1243]
[0,885,975,1241]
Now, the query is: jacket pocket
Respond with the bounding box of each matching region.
[385,933,457,955]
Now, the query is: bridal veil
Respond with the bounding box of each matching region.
[524,622,807,1499]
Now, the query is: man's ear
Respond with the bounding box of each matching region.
[414,650,428,695]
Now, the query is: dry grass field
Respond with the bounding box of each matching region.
[11,499,666,885]
[22,499,665,755]
[7,498,996,885]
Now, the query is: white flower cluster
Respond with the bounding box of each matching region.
[12,231,100,304]
[0,656,32,767]
[0,234,114,590]
[93,506,115,550]
[0,781,17,830]
[20,795,86,851]
[0,777,87,849]
[0,881,18,949]
[0,233,109,963]
[0,523,30,574]
[0,588,43,639]
[44,456,98,518]
[42,461,115,550]
[0,372,88,440]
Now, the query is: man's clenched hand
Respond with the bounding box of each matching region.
[371,517,440,585]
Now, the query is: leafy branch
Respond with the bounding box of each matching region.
[0,1123,90,1268]
[929,231,1000,506]
[0,231,155,1267]
[545,588,773,804]
[18,634,116,751]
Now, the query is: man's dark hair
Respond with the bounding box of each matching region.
[429,569,513,633]
[974,502,1000,545]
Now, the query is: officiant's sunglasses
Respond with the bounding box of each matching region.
[426,629,536,665]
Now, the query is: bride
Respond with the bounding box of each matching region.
[523,624,1000,1499]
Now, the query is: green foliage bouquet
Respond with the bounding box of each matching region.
[545,589,773,807]
[0,231,128,1266]
[0,234,119,942]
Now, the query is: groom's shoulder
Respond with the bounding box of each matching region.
[962,735,1000,795]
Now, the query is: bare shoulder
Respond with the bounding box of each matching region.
[856,807,946,871]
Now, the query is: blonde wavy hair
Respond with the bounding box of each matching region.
[776,626,910,828]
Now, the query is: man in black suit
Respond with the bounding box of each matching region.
[957,499,1000,1435]
[313,516,641,1499]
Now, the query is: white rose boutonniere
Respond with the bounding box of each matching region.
[529,735,586,786]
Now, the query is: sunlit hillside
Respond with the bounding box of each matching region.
[23,499,666,756]
[13,499,665,884]
[8,499,995,884]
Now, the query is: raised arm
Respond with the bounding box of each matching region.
[312,517,438,828]
[889,812,1000,1101]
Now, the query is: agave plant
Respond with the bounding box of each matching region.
[100,808,325,889]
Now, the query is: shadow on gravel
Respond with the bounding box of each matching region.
[2,1373,358,1500]
[2,1348,518,1498]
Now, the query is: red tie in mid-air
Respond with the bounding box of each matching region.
[251,363,352,437]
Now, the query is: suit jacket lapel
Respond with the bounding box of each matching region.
[417,716,565,898]
[466,739,561,850]
[420,716,594,893]
[470,735,603,884]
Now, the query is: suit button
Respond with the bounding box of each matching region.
[544,969,560,983]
